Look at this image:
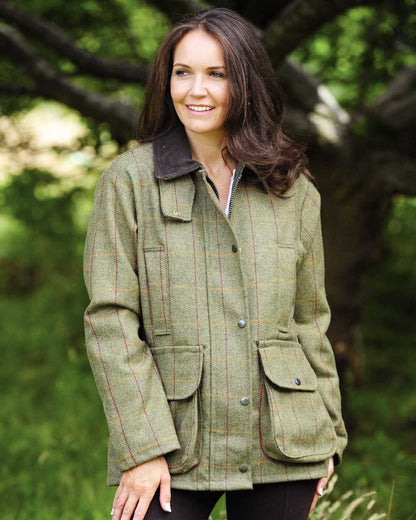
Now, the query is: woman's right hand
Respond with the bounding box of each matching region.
[111,455,172,520]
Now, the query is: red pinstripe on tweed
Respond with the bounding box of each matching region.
[261,352,287,454]
[87,179,108,293]
[276,344,303,439]
[294,347,319,452]
[302,188,336,454]
[162,214,178,423]
[245,186,264,482]
[158,248,169,332]
[257,371,265,481]
[190,217,202,490]
[214,211,231,489]
[133,152,156,351]
[268,192,280,243]
[113,175,164,452]
[244,187,261,341]
[86,312,138,465]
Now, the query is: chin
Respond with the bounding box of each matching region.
[184,123,223,136]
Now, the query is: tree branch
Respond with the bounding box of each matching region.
[262,0,377,67]
[0,0,149,83]
[367,66,416,132]
[144,0,204,23]
[0,83,42,96]
[0,25,136,142]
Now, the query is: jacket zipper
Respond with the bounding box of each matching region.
[227,164,244,219]
[203,163,244,219]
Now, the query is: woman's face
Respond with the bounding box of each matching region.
[170,29,230,141]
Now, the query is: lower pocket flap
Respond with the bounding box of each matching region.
[154,345,204,400]
[258,340,317,391]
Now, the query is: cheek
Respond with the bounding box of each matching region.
[171,78,191,106]
[170,79,181,105]
[216,84,230,108]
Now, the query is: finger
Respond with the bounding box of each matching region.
[112,485,124,516]
[159,473,172,512]
[133,496,153,520]
[309,493,319,514]
[121,496,140,520]
[316,476,327,496]
[328,457,335,478]
[112,491,129,520]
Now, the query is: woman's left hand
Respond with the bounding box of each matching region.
[309,456,334,514]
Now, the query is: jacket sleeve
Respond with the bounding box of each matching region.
[294,178,348,466]
[83,166,180,473]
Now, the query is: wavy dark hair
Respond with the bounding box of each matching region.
[136,7,315,198]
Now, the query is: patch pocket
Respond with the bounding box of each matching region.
[258,339,336,463]
[154,345,204,474]
[143,245,171,336]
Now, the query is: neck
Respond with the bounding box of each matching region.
[185,129,234,176]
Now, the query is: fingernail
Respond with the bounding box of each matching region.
[111,507,114,515]
[317,486,324,496]
[164,502,172,512]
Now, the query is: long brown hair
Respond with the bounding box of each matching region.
[136,8,315,198]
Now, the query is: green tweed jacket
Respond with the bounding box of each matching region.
[83,124,347,491]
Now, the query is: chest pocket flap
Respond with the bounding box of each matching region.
[158,176,196,221]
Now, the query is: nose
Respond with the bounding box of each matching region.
[189,74,207,97]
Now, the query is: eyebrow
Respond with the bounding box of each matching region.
[172,63,226,69]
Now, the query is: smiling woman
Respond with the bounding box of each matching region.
[83,7,347,520]
[170,30,229,140]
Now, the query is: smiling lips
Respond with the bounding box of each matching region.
[187,105,214,112]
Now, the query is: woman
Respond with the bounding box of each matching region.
[83,7,347,520]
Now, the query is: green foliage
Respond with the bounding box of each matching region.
[0,0,170,117]
[0,168,83,293]
[294,1,416,110]
[336,196,416,520]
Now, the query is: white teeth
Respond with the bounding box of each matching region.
[188,105,214,112]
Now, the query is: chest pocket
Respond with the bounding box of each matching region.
[141,175,196,337]
[143,245,171,336]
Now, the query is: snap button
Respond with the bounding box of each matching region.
[238,319,246,328]
[240,397,250,406]
[232,244,238,253]
[295,378,301,386]
[173,209,179,216]
[239,463,249,473]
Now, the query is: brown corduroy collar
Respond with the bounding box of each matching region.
[153,124,204,180]
[152,123,250,181]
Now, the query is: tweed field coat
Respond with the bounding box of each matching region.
[83,123,348,491]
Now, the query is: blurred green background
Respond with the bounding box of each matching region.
[1,1,415,519]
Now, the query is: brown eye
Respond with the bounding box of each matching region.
[210,71,226,78]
